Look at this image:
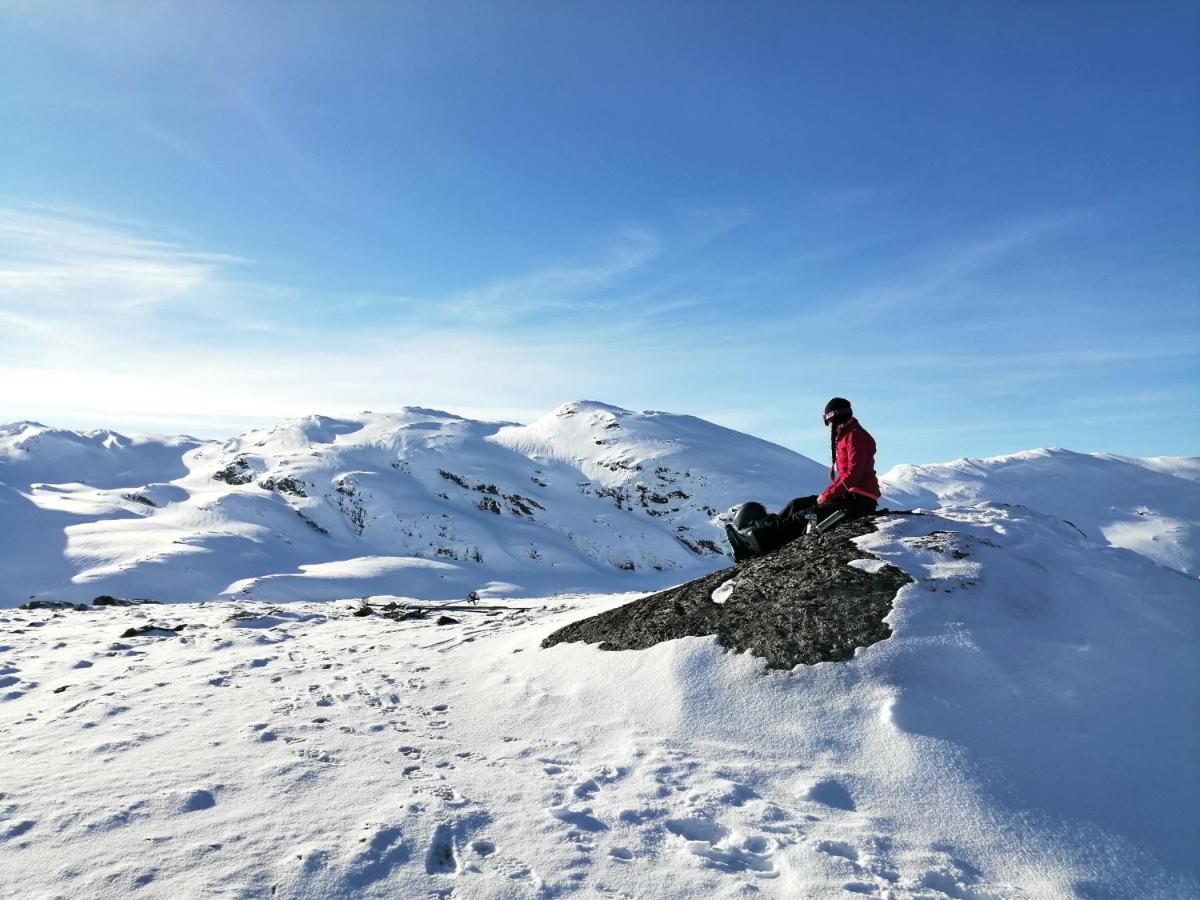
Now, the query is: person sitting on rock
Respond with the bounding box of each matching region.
[725,397,882,562]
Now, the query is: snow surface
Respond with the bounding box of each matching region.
[2,405,1198,897]
[1,502,1196,898]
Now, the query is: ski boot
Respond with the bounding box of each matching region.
[724,523,761,563]
[725,501,770,562]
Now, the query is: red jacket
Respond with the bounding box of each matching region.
[818,418,881,504]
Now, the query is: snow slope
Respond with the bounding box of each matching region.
[1,502,1196,898]
[1,404,829,607]
[0,422,210,607]
[882,448,1200,576]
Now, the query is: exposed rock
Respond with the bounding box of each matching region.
[675,535,725,557]
[213,457,255,485]
[296,511,329,535]
[259,475,308,497]
[435,615,460,626]
[389,609,427,621]
[475,497,501,514]
[542,516,913,670]
[438,469,470,489]
[93,596,162,607]
[504,493,544,517]
[121,624,186,638]
[19,600,90,611]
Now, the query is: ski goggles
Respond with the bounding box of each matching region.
[823,407,851,424]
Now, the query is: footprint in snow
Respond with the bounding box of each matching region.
[547,805,608,833]
[720,781,760,807]
[573,779,600,800]
[1,820,36,842]
[617,806,667,826]
[669,819,777,876]
[346,825,412,888]
[175,789,217,813]
[843,882,879,895]
[666,817,728,843]
[800,777,856,811]
[424,823,457,874]
[818,839,859,863]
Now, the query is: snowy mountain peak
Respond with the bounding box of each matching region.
[0,419,50,437]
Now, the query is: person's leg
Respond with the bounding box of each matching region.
[744,513,810,554]
[733,501,769,530]
[727,495,818,561]
[729,495,875,559]
[777,495,819,521]
[813,494,877,528]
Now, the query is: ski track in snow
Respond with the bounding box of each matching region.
[1,503,1197,899]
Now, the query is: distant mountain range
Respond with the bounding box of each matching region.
[2,402,1195,605]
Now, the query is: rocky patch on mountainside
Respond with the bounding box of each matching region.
[212,457,255,485]
[542,515,914,669]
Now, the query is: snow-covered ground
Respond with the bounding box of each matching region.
[2,404,1198,897]
[2,502,1197,898]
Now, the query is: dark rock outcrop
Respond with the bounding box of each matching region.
[19,600,90,611]
[120,624,186,638]
[93,595,162,607]
[259,475,308,497]
[213,457,255,485]
[542,516,913,670]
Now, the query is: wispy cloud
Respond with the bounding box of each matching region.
[814,211,1091,325]
[436,227,662,325]
[0,205,239,311]
[0,206,707,435]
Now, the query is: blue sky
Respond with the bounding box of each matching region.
[1,1,1196,469]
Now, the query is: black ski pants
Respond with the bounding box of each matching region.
[754,493,878,554]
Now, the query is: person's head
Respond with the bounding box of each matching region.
[823,397,853,428]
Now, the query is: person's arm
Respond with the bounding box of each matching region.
[818,435,854,504]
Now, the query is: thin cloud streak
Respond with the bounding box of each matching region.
[0,206,240,311]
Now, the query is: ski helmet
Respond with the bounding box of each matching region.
[823,397,852,426]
